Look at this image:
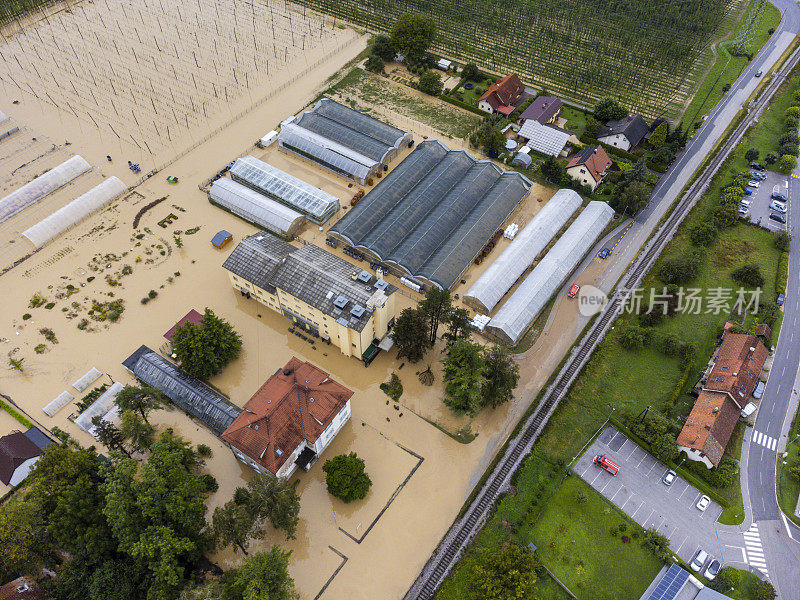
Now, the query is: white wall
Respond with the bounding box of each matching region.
[677,445,715,469]
[9,456,41,486]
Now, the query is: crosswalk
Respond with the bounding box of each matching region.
[752,430,778,451]
[743,523,769,575]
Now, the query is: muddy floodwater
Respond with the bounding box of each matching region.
[0,2,598,598]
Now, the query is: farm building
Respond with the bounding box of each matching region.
[230,155,340,224]
[221,357,353,478]
[597,114,650,151]
[0,155,91,224]
[478,73,525,115]
[464,189,582,314]
[223,233,398,363]
[519,95,562,125]
[327,140,531,289]
[21,177,126,249]
[566,145,613,191]
[517,120,571,157]
[486,201,614,345]
[208,178,304,238]
[122,345,243,436]
[277,98,412,185]
[211,230,233,249]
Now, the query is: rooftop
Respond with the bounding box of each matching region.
[597,114,650,148]
[0,578,50,600]
[163,309,203,342]
[703,333,767,408]
[0,431,43,486]
[519,95,563,124]
[479,73,525,111]
[518,121,571,156]
[567,145,613,181]
[676,390,737,467]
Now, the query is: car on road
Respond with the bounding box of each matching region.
[593,454,620,476]
[696,495,711,512]
[704,559,721,581]
[662,470,676,486]
[771,192,788,202]
[770,212,787,224]
[777,292,785,306]
[748,180,760,189]
[770,200,787,213]
[750,162,765,171]
[741,402,757,419]
[753,380,765,399]
[755,70,763,77]
[599,248,611,259]
[568,284,580,298]
[690,549,709,572]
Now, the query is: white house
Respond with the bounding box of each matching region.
[596,114,650,151]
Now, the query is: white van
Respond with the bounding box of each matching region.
[690,549,709,572]
[741,402,757,419]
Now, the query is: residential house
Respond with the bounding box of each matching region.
[221,357,353,478]
[0,428,53,487]
[519,96,563,125]
[223,233,398,364]
[478,73,525,116]
[677,333,768,468]
[566,145,613,190]
[0,578,50,600]
[597,114,650,151]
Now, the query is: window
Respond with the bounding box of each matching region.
[580,168,585,174]
[352,343,356,348]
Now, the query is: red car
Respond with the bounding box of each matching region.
[568,284,580,298]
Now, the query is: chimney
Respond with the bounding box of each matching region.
[704,424,712,430]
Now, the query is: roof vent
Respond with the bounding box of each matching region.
[712,406,719,413]
[350,304,366,318]
[283,368,293,376]
[326,291,334,300]
[357,270,371,283]
[17,584,30,593]
[350,271,358,280]
[310,396,315,402]
[334,295,348,309]
[749,347,755,352]
[374,278,389,291]
[254,424,259,430]
[275,448,283,456]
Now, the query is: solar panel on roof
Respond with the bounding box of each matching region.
[646,565,690,600]
[334,295,348,309]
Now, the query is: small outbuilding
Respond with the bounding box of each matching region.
[436,58,452,71]
[211,230,233,249]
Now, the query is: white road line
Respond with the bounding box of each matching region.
[631,502,643,518]
[770,436,777,451]
[675,535,689,554]
[754,431,763,445]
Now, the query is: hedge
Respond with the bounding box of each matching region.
[0,399,32,429]
[776,251,789,294]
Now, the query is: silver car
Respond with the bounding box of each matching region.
[691,549,709,572]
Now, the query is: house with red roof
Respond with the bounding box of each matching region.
[477,73,525,116]
[221,357,353,478]
[566,145,613,190]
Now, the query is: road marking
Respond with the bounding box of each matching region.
[752,431,777,451]
[743,524,769,573]
[781,512,795,541]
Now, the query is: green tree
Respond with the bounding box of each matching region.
[390,13,436,61]
[778,154,798,174]
[744,148,760,162]
[0,496,51,581]
[593,97,628,122]
[213,500,262,555]
[443,307,472,346]
[418,70,443,96]
[222,547,295,600]
[237,473,301,539]
[584,115,602,139]
[641,528,671,561]
[115,384,166,423]
[752,579,777,600]
[420,287,453,344]
[443,340,485,416]
[649,121,668,148]
[172,308,243,380]
[371,33,395,61]
[365,53,384,73]
[689,222,718,246]
[480,345,519,409]
[731,263,764,287]
[467,543,539,600]
[92,416,132,457]
[658,251,701,284]
[650,433,678,463]
[322,452,372,503]
[461,62,481,81]
[613,181,650,214]
[619,326,648,350]
[624,158,648,182]
[541,155,566,184]
[119,410,155,453]
[391,307,429,362]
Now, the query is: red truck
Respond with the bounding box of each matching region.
[593,454,620,476]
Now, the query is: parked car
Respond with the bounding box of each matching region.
[704,559,721,581]
[750,162,765,171]
[696,495,711,512]
[771,192,788,202]
[777,292,785,306]
[568,284,580,298]
[753,380,765,399]
[744,188,753,196]
[738,205,749,217]
[750,172,767,181]
[770,212,787,224]
[691,549,709,572]
[748,180,760,189]
[599,248,611,259]
[662,470,677,486]
[740,198,752,208]
[741,402,757,419]
[770,200,787,213]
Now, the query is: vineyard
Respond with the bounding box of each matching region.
[292,0,740,120]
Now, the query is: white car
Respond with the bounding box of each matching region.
[770,200,787,213]
[691,549,709,572]
[748,180,760,188]
[696,495,711,512]
[740,198,752,208]
[738,206,749,217]
[741,402,757,419]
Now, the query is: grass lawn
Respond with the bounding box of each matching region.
[725,568,778,600]
[561,106,588,138]
[524,476,664,600]
[683,0,780,128]
[777,407,800,526]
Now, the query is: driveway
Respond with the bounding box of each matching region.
[575,427,723,565]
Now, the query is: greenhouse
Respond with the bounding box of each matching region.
[230,155,340,224]
[0,155,91,224]
[518,121,571,157]
[464,189,583,314]
[21,177,127,249]
[278,98,411,184]
[74,381,124,437]
[328,140,531,289]
[209,178,304,237]
[486,201,614,345]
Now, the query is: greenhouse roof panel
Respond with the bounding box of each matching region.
[209,178,304,236]
[313,98,407,148]
[519,121,571,156]
[278,123,374,181]
[296,112,394,163]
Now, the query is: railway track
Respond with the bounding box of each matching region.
[403,43,800,600]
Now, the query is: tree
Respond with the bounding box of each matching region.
[391,307,429,362]
[114,383,166,423]
[0,496,51,581]
[389,13,436,61]
[322,453,372,503]
[462,62,481,81]
[713,202,740,228]
[418,69,443,95]
[481,127,505,154]
[371,33,395,61]
[467,543,538,600]
[213,500,261,555]
[765,152,777,165]
[619,326,648,350]
[443,340,485,416]
[420,287,453,344]
[650,433,678,463]
[731,263,764,287]
[775,231,791,252]
[541,155,566,185]
[752,579,777,600]
[584,115,602,139]
[649,121,668,148]
[613,181,650,214]
[744,148,760,162]
[641,527,671,561]
[92,416,132,457]
[365,53,384,73]
[480,345,519,409]
[443,307,472,346]
[658,251,701,284]
[237,473,301,539]
[222,547,295,600]
[778,154,798,174]
[689,222,718,246]
[119,410,155,453]
[593,97,628,122]
[624,158,648,182]
[172,307,242,380]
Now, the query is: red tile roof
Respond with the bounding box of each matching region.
[221,357,353,474]
[703,333,767,409]
[0,578,49,600]
[0,432,42,486]
[566,145,612,184]
[676,391,739,467]
[163,309,203,342]
[479,73,524,112]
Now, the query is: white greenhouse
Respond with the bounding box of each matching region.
[230,156,340,224]
[486,201,614,345]
[209,178,304,237]
[74,381,124,437]
[22,177,126,249]
[0,155,91,224]
[464,189,582,313]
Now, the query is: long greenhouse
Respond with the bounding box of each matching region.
[209,178,304,237]
[277,98,411,184]
[21,177,127,249]
[328,140,531,290]
[486,201,614,345]
[0,155,91,224]
[464,189,583,314]
[230,155,339,224]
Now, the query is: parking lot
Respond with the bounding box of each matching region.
[575,427,724,565]
[742,168,789,232]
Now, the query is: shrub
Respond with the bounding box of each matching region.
[658,250,702,284]
[744,148,759,162]
[22,314,31,320]
[140,297,150,304]
[766,152,778,165]
[201,474,219,493]
[778,154,798,174]
[77,319,89,330]
[418,70,443,96]
[148,289,158,299]
[685,454,738,487]
[779,142,799,157]
[731,263,764,288]
[197,443,213,457]
[462,62,481,81]
[365,53,384,73]
[776,252,789,294]
[44,302,55,310]
[619,326,648,350]
[322,452,372,503]
[689,222,718,247]
[34,344,46,354]
[779,130,799,145]
[775,231,791,252]
[753,579,776,600]
[380,373,403,401]
[29,293,46,308]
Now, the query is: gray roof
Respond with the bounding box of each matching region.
[519,96,563,124]
[122,345,243,436]
[223,233,397,332]
[24,427,55,452]
[519,121,571,156]
[209,178,304,236]
[598,114,650,148]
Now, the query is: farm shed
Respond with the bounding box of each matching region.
[277,98,411,184]
[209,178,304,237]
[486,201,614,345]
[21,177,126,249]
[518,120,570,156]
[230,155,340,224]
[122,345,243,436]
[464,189,582,313]
[328,140,531,289]
[0,155,91,224]
[511,152,532,168]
